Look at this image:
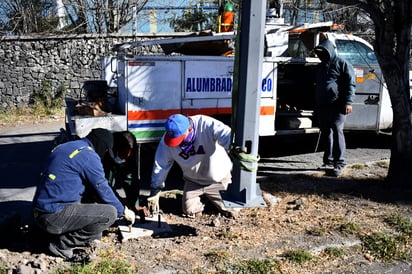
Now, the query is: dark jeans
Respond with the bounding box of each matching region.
[34,203,117,251]
[318,106,347,168]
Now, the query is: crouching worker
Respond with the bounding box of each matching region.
[32,128,135,262]
[104,131,149,217]
[150,114,239,219]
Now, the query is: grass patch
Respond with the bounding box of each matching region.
[361,232,408,262]
[306,227,328,236]
[374,161,389,168]
[205,250,230,264]
[0,260,6,274]
[0,105,64,125]
[205,258,281,274]
[323,247,345,257]
[0,80,65,125]
[351,164,365,170]
[338,222,361,235]
[282,249,314,264]
[217,229,239,241]
[56,249,135,274]
[228,258,282,273]
[384,213,412,236]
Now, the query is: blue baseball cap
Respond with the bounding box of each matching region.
[164,114,190,147]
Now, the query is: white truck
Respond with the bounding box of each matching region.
[65,22,392,143]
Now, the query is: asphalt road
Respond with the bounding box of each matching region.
[0,119,64,228]
[0,119,391,229]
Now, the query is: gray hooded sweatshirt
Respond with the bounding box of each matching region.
[314,39,356,108]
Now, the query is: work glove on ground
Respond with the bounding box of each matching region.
[123,206,136,225]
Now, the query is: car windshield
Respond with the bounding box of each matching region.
[335,39,379,66]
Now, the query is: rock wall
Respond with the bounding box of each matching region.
[0,33,174,111]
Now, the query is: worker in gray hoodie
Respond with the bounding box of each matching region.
[149,114,238,219]
[314,38,356,177]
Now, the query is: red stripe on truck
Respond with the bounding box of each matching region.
[128,106,272,121]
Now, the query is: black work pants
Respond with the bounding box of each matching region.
[34,203,117,252]
[318,105,347,168]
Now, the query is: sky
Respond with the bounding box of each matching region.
[126,0,219,33]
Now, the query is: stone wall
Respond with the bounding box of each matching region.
[0,33,178,111]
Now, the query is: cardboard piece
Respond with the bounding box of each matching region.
[119,214,172,241]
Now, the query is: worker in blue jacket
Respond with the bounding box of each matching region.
[32,128,135,261]
[314,38,356,177]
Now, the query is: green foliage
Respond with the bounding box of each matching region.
[217,228,239,241]
[282,249,314,264]
[324,247,345,257]
[56,250,134,274]
[375,161,390,168]
[351,164,365,170]
[0,260,6,274]
[361,232,408,262]
[205,250,230,264]
[0,80,65,125]
[197,257,281,274]
[384,213,412,236]
[227,258,281,274]
[30,80,66,115]
[339,222,362,235]
[306,227,328,236]
[171,8,215,32]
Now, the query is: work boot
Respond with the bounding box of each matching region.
[48,242,73,260]
[68,249,91,263]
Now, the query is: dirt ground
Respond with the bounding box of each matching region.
[0,118,411,273]
[1,161,412,274]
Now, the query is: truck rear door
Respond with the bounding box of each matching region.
[125,57,182,142]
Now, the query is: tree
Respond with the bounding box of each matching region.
[328,0,412,187]
[0,0,150,34]
[170,6,214,32]
[60,0,149,33]
[0,0,58,35]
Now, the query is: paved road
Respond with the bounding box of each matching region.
[0,119,65,227]
[257,133,391,177]
[0,119,391,229]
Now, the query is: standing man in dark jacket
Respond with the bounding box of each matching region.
[32,128,135,261]
[314,38,356,177]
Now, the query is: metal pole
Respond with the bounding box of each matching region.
[222,0,266,208]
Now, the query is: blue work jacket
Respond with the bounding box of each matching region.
[32,138,124,217]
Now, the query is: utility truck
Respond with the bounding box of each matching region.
[65,21,392,143]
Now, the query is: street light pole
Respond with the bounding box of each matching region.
[222,0,267,208]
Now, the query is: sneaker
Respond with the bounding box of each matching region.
[48,242,73,259]
[318,163,334,170]
[332,165,345,177]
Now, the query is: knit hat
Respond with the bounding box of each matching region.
[164,114,190,147]
[86,128,114,160]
